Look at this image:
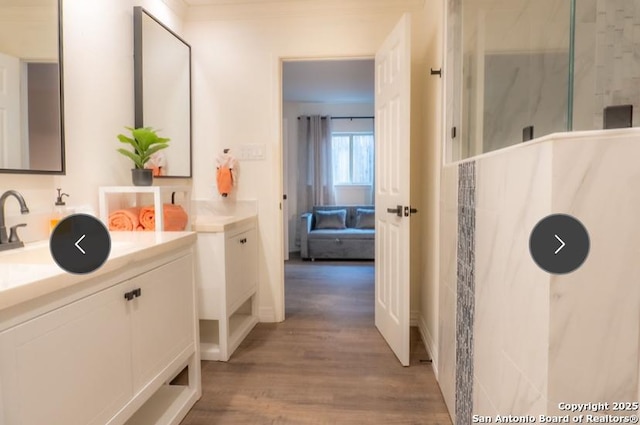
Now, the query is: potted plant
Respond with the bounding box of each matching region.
[117,127,170,186]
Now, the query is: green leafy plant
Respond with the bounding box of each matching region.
[117,127,170,169]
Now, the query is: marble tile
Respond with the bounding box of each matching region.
[473,377,499,418]
[498,354,547,416]
[473,144,551,403]
[548,136,640,406]
[441,165,459,293]
[475,151,506,214]
[439,284,458,418]
[474,209,508,408]
[593,0,640,127]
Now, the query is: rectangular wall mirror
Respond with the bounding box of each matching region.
[0,0,64,174]
[134,7,192,178]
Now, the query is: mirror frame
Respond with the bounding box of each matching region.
[0,0,65,175]
[133,7,192,178]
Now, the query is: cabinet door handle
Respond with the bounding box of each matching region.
[240,238,247,244]
[124,288,142,301]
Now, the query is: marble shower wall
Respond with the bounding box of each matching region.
[576,0,640,129]
[438,130,640,419]
[547,131,640,413]
[439,164,459,419]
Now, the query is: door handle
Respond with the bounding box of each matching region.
[386,205,403,217]
[404,206,418,217]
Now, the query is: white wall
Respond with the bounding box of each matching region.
[3,0,186,242]
[184,0,441,326]
[418,0,445,371]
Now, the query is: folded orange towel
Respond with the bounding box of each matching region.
[108,207,142,231]
[139,204,188,231]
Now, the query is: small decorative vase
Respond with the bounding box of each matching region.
[131,168,153,186]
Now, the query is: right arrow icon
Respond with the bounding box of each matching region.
[554,234,565,255]
[530,214,589,274]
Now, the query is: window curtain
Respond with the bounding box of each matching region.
[295,115,334,246]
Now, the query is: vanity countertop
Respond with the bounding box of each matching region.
[191,213,257,233]
[0,231,196,313]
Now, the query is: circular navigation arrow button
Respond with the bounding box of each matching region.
[50,214,111,274]
[529,214,590,274]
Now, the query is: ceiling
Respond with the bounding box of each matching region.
[183,0,297,5]
[282,59,374,104]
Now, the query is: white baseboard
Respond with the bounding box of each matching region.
[259,307,277,322]
[418,313,438,379]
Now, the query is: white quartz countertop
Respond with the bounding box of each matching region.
[191,213,257,233]
[0,231,196,313]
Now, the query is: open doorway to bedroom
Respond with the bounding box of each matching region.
[282,58,375,262]
[281,57,382,328]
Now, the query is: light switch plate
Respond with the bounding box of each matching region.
[239,144,266,161]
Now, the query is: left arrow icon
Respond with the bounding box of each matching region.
[75,234,86,255]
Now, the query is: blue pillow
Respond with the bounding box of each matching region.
[355,208,375,229]
[315,209,347,229]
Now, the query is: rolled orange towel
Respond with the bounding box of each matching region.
[139,204,188,231]
[108,207,141,231]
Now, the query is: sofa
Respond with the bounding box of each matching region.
[300,205,375,260]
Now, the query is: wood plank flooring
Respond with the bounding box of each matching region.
[179,258,453,424]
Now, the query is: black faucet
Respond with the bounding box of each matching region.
[0,190,30,249]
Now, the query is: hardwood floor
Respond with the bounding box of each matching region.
[179,257,452,424]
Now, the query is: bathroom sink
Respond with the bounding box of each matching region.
[0,239,141,265]
[0,241,54,264]
[0,263,59,289]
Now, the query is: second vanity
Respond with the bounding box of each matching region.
[193,206,258,362]
[0,232,201,425]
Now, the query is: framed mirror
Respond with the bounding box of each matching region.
[0,0,64,174]
[133,7,192,178]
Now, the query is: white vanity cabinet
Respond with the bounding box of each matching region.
[0,244,200,425]
[196,217,258,361]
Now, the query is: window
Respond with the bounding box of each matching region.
[331,133,374,185]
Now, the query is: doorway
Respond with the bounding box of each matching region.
[281,58,377,332]
[277,12,413,367]
[281,58,375,259]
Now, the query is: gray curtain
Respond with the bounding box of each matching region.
[295,115,334,246]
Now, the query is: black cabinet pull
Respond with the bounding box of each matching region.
[240,238,247,244]
[124,288,142,301]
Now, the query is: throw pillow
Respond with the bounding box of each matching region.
[355,208,375,229]
[315,209,347,229]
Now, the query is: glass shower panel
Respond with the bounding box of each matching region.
[460,0,571,159]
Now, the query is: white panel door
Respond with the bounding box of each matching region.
[374,13,411,366]
[0,52,21,168]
